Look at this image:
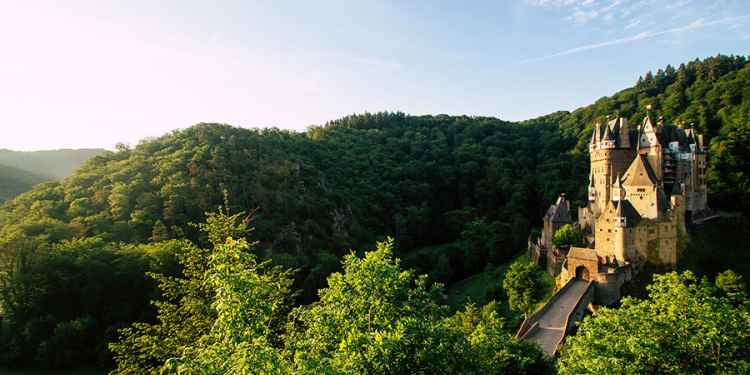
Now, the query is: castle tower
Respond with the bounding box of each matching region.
[541,194,572,250]
[590,123,615,208]
[613,200,627,262]
[638,116,663,183]
[588,116,638,209]
[622,154,660,219]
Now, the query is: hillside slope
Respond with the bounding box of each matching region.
[524,54,750,212]
[0,148,106,180]
[1,55,748,284]
[1,54,749,372]
[0,163,50,202]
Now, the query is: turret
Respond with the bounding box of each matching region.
[639,116,659,149]
[614,200,627,262]
[615,200,627,228]
[618,118,631,149]
[638,115,663,182]
[601,125,616,149]
[612,173,623,202]
[590,123,601,151]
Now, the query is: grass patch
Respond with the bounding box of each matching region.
[444,252,556,329]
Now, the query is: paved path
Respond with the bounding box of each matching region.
[523,326,565,356]
[521,279,590,356]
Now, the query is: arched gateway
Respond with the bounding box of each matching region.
[575,265,590,281]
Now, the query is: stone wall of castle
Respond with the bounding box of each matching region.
[530,113,706,307]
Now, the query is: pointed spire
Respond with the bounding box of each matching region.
[593,122,601,143]
[616,173,624,200]
[619,117,631,149]
[615,200,627,228]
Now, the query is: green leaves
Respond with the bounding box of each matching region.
[285,238,448,373]
[551,224,584,249]
[558,271,750,374]
[285,238,548,374]
[502,261,547,318]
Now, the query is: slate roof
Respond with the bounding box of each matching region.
[615,199,641,226]
[622,155,658,187]
[544,195,572,223]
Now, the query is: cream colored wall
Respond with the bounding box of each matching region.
[590,148,635,207]
[594,204,616,260]
[624,216,679,267]
[624,187,658,219]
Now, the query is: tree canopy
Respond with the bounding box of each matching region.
[0,54,749,372]
[551,224,584,249]
[558,271,750,374]
[502,261,548,318]
[110,217,550,374]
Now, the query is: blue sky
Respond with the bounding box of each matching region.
[1,0,749,150]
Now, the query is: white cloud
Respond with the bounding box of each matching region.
[522,14,750,63]
[530,0,623,24]
[625,18,642,29]
[527,0,597,7]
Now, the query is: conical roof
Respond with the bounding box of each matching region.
[602,124,616,141]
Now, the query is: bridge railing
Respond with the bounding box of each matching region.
[516,277,580,339]
[554,281,594,354]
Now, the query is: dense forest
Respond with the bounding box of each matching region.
[0,54,749,373]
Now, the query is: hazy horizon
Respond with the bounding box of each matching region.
[2,0,749,151]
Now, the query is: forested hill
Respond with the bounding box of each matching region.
[0,148,106,180]
[525,54,750,212]
[0,148,106,202]
[2,55,749,280]
[0,163,49,201]
[0,117,581,284]
[0,54,749,371]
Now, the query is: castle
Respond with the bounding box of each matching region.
[529,113,707,305]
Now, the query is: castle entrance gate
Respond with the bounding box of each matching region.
[575,266,590,281]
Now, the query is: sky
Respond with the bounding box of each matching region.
[1,0,749,150]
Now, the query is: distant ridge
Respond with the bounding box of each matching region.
[0,148,106,180]
[0,163,50,202]
[0,148,106,201]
